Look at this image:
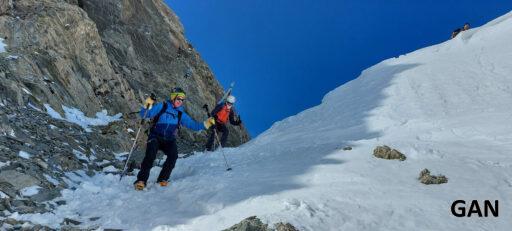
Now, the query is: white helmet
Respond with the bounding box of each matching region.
[226,95,236,104]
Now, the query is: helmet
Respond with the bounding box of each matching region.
[226,95,236,104]
[170,87,186,100]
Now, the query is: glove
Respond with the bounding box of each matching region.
[203,117,216,129]
[143,97,155,109]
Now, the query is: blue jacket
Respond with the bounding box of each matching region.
[140,100,205,139]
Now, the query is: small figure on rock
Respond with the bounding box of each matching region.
[451,22,470,39]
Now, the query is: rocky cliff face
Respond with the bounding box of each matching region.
[0,0,249,223]
[0,0,249,150]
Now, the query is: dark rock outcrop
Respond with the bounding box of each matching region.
[223,216,269,231]
[274,222,299,231]
[418,169,448,185]
[373,145,406,161]
[223,216,298,231]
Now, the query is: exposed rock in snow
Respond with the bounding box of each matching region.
[222,216,269,231]
[373,145,406,161]
[222,216,298,231]
[418,169,448,185]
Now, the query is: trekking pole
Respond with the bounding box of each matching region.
[203,104,232,171]
[120,94,156,181]
[213,129,232,171]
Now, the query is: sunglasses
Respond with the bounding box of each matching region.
[226,102,233,105]
[175,97,185,102]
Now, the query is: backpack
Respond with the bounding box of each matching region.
[215,104,231,124]
[147,102,183,135]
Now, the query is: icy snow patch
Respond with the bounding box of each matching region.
[114,152,129,161]
[19,151,31,159]
[95,159,110,165]
[20,186,41,197]
[73,149,89,161]
[0,161,11,168]
[0,38,6,53]
[21,88,32,95]
[5,55,19,60]
[0,191,9,199]
[28,102,42,112]
[63,106,121,132]
[44,174,60,186]
[43,104,121,132]
[102,165,118,172]
[43,104,63,120]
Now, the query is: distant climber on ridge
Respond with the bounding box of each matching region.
[206,95,242,151]
[133,87,215,190]
[451,22,470,39]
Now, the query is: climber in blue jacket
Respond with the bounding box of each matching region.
[134,87,215,190]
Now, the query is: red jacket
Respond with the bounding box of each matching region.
[212,103,241,125]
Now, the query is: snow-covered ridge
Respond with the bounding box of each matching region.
[12,11,512,231]
[264,10,512,141]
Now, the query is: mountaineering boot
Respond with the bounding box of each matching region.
[134,181,145,190]
[158,180,169,187]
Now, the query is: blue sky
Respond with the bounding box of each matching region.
[166,0,512,137]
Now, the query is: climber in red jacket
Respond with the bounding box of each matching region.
[206,95,242,151]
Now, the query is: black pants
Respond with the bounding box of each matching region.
[206,124,229,151]
[136,135,178,184]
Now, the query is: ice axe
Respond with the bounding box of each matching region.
[203,104,232,171]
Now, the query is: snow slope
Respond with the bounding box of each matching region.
[11,12,512,230]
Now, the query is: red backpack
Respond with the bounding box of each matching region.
[216,105,231,124]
